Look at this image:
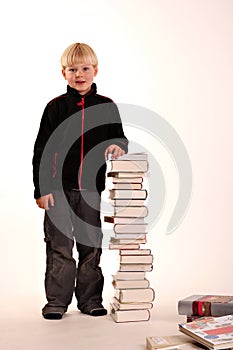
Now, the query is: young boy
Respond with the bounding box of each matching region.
[32,42,128,319]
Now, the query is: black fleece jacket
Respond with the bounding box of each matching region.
[32,84,128,199]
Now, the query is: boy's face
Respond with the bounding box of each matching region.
[62,63,98,95]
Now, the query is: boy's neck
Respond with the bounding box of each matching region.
[68,84,95,97]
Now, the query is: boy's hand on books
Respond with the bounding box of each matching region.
[105,144,125,160]
[36,193,54,210]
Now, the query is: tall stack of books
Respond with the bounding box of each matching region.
[104,152,155,322]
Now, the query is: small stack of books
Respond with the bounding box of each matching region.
[146,295,233,350]
[179,315,233,349]
[105,152,155,322]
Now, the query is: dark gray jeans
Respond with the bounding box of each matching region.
[42,190,104,314]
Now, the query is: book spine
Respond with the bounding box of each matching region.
[178,300,233,317]
[211,303,233,316]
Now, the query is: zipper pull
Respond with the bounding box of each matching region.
[77,97,84,107]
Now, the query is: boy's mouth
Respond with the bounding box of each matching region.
[76,81,85,84]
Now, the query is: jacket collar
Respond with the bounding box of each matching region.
[67,83,97,98]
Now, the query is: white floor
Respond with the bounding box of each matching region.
[0,295,185,350]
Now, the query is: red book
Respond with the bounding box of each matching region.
[178,294,233,317]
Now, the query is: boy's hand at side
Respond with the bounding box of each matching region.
[105,144,125,159]
[36,193,54,210]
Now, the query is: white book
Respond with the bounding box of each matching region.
[107,160,149,173]
[112,271,146,280]
[112,278,150,289]
[114,223,147,233]
[104,216,145,224]
[113,233,147,239]
[108,172,148,178]
[120,249,151,255]
[119,264,153,272]
[110,183,143,190]
[114,288,155,303]
[112,297,153,310]
[113,206,148,217]
[110,303,150,323]
[120,254,153,264]
[109,243,140,250]
[110,237,147,245]
[109,177,143,184]
[109,199,146,207]
[109,190,148,200]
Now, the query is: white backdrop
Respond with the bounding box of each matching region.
[0,0,233,317]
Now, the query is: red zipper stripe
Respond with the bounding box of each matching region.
[52,152,58,178]
[77,98,85,189]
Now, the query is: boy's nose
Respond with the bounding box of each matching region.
[76,69,83,77]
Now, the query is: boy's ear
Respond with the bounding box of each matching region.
[94,67,98,77]
[62,69,67,79]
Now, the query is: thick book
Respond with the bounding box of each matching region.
[113,205,148,217]
[107,159,149,173]
[109,199,146,207]
[119,263,153,272]
[146,335,204,350]
[108,243,140,250]
[179,315,233,349]
[113,223,147,233]
[114,287,155,303]
[112,297,153,310]
[109,189,148,200]
[110,303,150,323]
[104,216,145,224]
[178,295,233,317]
[112,271,146,280]
[120,254,153,264]
[120,248,151,255]
[112,278,150,289]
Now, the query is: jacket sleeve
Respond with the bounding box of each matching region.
[107,102,128,153]
[32,103,57,199]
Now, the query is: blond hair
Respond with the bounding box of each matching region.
[60,43,98,69]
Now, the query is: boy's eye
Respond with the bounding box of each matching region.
[83,67,89,71]
[69,68,77,72]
